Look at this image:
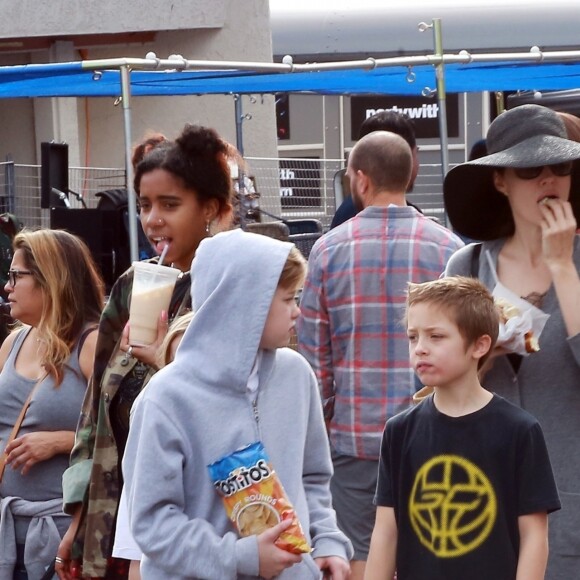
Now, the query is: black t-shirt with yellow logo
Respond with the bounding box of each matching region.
[375,394,560,580]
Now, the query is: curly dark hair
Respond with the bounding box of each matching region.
[134,124,232,216]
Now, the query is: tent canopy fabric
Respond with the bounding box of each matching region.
[2,59,580,98]
[4,52,579,262]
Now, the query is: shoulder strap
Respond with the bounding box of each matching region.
[470,243,483,278]
[0,373,46,482]
[78,325,98,354]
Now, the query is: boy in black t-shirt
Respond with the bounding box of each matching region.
[365,276,560,580]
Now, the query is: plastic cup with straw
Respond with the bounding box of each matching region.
[128,245,180,346]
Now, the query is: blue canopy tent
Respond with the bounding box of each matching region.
[2,48,580,257]
[3,59,580,98]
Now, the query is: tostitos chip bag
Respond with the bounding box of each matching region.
[208,441,311,554]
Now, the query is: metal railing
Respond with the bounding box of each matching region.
[0,162,125,228]
[246,156,344,230]
[0,158,447,231]
[408,163,447,221]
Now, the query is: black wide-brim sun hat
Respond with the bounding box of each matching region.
[444,104,580,240]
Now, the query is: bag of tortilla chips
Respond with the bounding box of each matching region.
[208,441,310,554]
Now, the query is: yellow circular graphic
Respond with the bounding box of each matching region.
[409,454,497,558]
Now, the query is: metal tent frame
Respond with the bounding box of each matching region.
[3,21,580,258]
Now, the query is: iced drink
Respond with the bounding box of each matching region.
[129,261,180,346]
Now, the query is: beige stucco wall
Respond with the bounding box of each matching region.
[0,0,276,168]
[0,0,225,37]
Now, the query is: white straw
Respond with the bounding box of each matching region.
[158,244,170,266]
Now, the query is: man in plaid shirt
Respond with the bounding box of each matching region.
[298,130,463,580]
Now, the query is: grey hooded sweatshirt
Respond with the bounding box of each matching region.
[123,229,353,579]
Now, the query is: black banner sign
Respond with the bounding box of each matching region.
[279,158,321,207]
[351,94,459,141]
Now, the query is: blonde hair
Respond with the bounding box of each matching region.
[13,229,105,385]
[158,311,195,367]
[406,276,499,369]
[279,246,307,291]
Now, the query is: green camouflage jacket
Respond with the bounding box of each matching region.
[62,262,191,577]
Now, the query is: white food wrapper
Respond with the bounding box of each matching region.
[492,281,550,356]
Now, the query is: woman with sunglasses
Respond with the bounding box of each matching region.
[444,104,580,579]
[0,230,104,579]
[56,125,234,580]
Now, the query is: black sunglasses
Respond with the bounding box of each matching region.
[8,269,33,287]
[514,162,574,180]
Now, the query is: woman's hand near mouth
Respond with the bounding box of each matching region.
[540,198,576,268]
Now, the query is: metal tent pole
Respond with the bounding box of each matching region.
[432,18,449,179]
[418,18,451,225]
[120,65,139,262]
[234,94,245,157]
[234,94,248,229]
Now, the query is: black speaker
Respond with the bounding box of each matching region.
[50,208,126,292]
[41,142,69,209]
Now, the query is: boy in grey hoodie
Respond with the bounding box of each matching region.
[123,229,353,579]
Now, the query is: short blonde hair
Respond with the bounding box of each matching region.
[158,311,194,367]
[278,245,307,291]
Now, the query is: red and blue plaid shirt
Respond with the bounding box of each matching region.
[297,206,463,459]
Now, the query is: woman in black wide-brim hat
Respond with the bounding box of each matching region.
[444,104,580,580]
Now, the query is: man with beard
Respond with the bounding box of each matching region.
[330,110,421,229]
[298,131,463,580]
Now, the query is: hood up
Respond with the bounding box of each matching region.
[171,228,294,393]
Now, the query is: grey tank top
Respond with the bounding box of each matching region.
[0,327,88,505]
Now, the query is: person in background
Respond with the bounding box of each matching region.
[366,276,560,580]
[444,104,580,579]
[0,229,103,579]
[56,125,234,580]
[156,310,194,367]
[468,138,488,162]
[558,112,580,231]
[130,133,168,170]
[298,130,463,580]
[111,310,195,580]
[330,110,421,229]
[123,230,353,579]
[557,111,580,143]
[0,213,23,346]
